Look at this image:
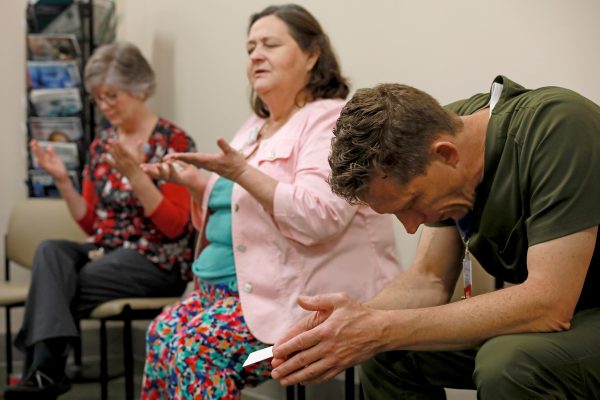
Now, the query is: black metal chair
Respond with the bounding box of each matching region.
[2,199,85,385]
[84,297,180,400]
[286,367,359,400]
[1,198,178,400]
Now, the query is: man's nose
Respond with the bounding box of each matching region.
[396,213,423,234]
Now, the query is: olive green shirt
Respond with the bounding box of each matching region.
[440,75,600,310]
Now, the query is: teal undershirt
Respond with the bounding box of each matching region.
[192,177,237,284]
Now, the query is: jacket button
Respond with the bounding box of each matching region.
[234,203,239,212]
[243,282,253,293]
[237,244,246,253]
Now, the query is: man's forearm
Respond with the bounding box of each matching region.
[375,280,569,353]
[367,269,451,310]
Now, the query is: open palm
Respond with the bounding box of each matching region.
[164,138,248,182]
[30,140,69,182]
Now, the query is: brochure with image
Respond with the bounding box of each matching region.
[30,88,82,117]
[29,168,80,198]
[40,2,82,38]
[31,140,80,169]
[29,117,83,141]
[27,1,74,33]
[27,33,81,61]
[28,60,81,89]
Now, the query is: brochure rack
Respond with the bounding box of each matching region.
[25,0,116,197]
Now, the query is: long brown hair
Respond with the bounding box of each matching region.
[248,4,349,118]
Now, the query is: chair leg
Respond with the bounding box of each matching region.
[494,277,505,290]
[286,385,295,400]
[297,384,306,399]
[74,320,82,368]
[123,312,134,400]
[100,319,108,400]
[345,366,355,399]
[5,306,13,385]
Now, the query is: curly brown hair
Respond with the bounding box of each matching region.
[328,83,463,204]
[248,4,349,118]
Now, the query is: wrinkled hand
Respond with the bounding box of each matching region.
[29,140,69,183]
[164,138,248,182]
[141,159,202,188]
[106,140,144,178]
[271,293,384,386]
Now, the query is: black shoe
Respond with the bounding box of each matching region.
[3,370,71,400]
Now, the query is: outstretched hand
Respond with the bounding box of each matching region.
[164,138,249,182]
[271,293,385,386]
[141,159,202,188]
[29,140,69,183]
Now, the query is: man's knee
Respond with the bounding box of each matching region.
[360,351,404,385]
[474,335,548,397]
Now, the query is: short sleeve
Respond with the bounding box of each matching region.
[523,99,600,245]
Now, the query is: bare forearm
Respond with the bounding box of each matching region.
[56,178,87,220]
[126,170,164,214]
[368,226,462,310]
[376,284,565,353]
[367,269,450,310]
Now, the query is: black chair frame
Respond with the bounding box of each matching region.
[3,235,26,385]
[286,366,362,400]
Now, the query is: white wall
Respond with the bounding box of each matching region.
[0,0,28,265]
[3,1,600,271]
[116,0,600,268]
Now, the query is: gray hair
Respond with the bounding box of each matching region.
[84,42,156,99]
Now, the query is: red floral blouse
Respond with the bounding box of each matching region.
[76,118,196,279]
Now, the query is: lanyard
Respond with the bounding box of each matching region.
[462,240,472,299]
[456,213,473,299]
[458,82,502,299]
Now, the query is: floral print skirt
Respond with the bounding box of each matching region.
[141,280,272,399]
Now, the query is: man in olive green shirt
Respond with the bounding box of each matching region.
[270,76,600,398]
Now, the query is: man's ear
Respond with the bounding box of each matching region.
[431,141,459,167]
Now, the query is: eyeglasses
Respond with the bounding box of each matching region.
[92,90,122,106]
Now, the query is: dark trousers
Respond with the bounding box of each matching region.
[15,240,187,374]
[360,307,600,399]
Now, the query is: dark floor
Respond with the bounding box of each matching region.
[1,322,147,400]
[1,358,145,400]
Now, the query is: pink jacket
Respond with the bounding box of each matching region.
[192,99,401,343]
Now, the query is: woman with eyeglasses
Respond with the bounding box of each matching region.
[4,42,196,400]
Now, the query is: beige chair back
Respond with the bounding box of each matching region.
[6,198,87,269]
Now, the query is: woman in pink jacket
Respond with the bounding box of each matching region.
[140,4,401,399]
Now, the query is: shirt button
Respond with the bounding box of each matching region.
[243,282,253,293]
[267,151,276,160]
[234,203,239,212]
[237,244,246,253]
